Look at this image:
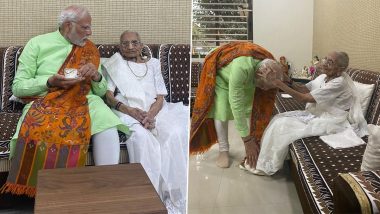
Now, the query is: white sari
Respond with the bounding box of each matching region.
[103,53,188,214]
[256,73,368,175]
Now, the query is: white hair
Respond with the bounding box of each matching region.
[254,58,285,90]
[259,59,278,69]
[258,59,284,80]
[120,30,141,42]
[58,5,89,27]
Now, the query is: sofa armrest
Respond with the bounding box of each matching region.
[333,171,380,214]
[0,112,21,158]
[1,46,25,113]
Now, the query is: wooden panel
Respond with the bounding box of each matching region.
[35,164,167,214]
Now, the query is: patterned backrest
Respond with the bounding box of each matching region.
[346,67,360,77]
[191,62,202,88]
[97,44,119,58]
[0,46,25,113]
[159,44,173,102]
[347,68,380,125]
[0,43,190,113]
[165,44,190,104]
[97,44,160,59]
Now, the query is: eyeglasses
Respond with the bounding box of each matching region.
[322,57,335,67]
[120,40,141,48]
[71,21,92,31]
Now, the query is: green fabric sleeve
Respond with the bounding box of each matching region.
[229,57,253,137]
[90,66,107,97]
[12,39,50,97]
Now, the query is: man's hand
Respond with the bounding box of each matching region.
[78,63,101,82]
[47,74,84,89]
[243,138,260,168]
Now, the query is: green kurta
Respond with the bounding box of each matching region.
[208,56,261,137]
[10,30,129,158]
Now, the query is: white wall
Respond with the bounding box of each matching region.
[252,0,314,73]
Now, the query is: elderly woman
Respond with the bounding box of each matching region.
[103,31,188,214]
[190,42,284,169]
[249,51,368,175]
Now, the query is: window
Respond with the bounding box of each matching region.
[192,0,253,58]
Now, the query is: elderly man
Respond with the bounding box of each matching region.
[250,51,368,175]
[1,5,128,197]
[190,42,284,169]
[103,31,188,214]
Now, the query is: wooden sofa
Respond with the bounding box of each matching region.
[0,44,190,172]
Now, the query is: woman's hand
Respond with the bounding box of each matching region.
[142,112,156,130]
[282,73,292,84]
[271,79,283,88]
[120,106,147,123]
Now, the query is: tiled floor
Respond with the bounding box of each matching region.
[188,122,303,214]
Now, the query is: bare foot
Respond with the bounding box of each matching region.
[216,151,230,168]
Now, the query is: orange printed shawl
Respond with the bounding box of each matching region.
[190,42,277,154]
[0,41,100,197]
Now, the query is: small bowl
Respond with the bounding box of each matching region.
[64,68,78,79]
